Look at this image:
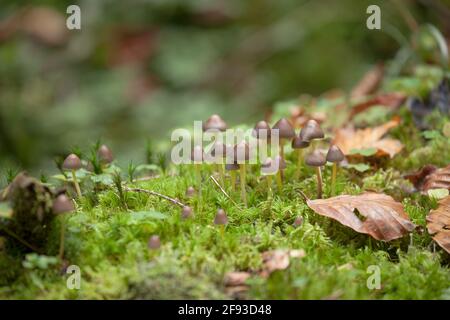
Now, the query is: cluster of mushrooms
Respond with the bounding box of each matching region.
[190,114,345,209]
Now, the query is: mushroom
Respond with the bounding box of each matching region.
[211,141,227,185]
[274,155,286,193]
[203,114,227,132]
[97,144,114,165]
[214,208,228,237]
[185,186,196,198]
[148,235,161,250]
[252,120,271,140]
[299,119,324,148]
[233,141,250,207]
[225,162,239,191]
[52,194,75,260]
[305,150,326,199]
[63,154,82,198]
[326,145,345,196]
[293,216,303,228]
[52,194,75,215]
[181,206,193,219]
[272,118,295,159]
[291,135,310,179]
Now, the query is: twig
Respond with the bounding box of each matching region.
[0,225,42,254]
[297,189,310,202]
[209,175,238,206]
[124,187,185,207]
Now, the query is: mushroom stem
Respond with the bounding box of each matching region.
[58,217,65,260]
[315,166,323,199]
[331,163,338,196]
[71,170,82,198]
[230,171,236,191]
[216,163,225,186]
[295,149,303,179]
[220,224,225,239]
[276,170,283,193]
[279,139,285,159]
[239,164,247,207]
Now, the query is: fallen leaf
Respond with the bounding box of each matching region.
[426,196,450,253]
[405,165,450,193]
[260,249,305,277]
[307,193,416,241]
[349,92,406,119]
[351,64,384,99]
[333,118,403,158]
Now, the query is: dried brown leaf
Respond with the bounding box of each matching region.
[351,64,384,99]
[260,249,305,277]
[307,193,416,241]
[349,92,406,119]
[333,118,403,158]
[224,272,251,287]
[405,165,450,193]
[426,196,450,253]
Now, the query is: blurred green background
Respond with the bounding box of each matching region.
[1,0,449,174]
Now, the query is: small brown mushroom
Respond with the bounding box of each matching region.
[252,121,271,140]
[293,216,303,228]
[148,235,161,250]
[52,194,75,215]
[299,119,324,149]
[272,118,295,159]
[261,157,275,198]
[98,144,114,164]
[181,206,193,219]
[203,114,227,132]
[214,208,228,237]
[305,150,326,199]
[185,186,196,198]
[326,145,345,196]
[63,154,82,198]
[291,135,310,179]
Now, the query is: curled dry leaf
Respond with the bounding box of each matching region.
[350,63,384,99]
[405,165,450,193]
[260,249,305,277]
[333,118,403,158]
[349,92,406,119]
[307,193,416,241]
[224,272,251,287]
[426,196,450,253]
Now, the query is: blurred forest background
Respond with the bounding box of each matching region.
[1,0,450,175]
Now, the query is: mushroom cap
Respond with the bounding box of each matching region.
[190,145,204,163]
[225,162,239,171]
[214,209,228,225]
[181,206,193,219]
[185,186,196,197]
[211,141,227,158]
[305,150,326,167]
[299,120,324,141]
[291,136,310,149]
[293,216,303,227]
[148,235,161,249]
[232,141,250,163]
[203,114,227,132]
[272,118,295,139]
[252,121,271,139]
[63,154,82,170]
[98,144,114,164]
[326,145,345,163]
[275,155,287,170]
[52,194,75,215]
